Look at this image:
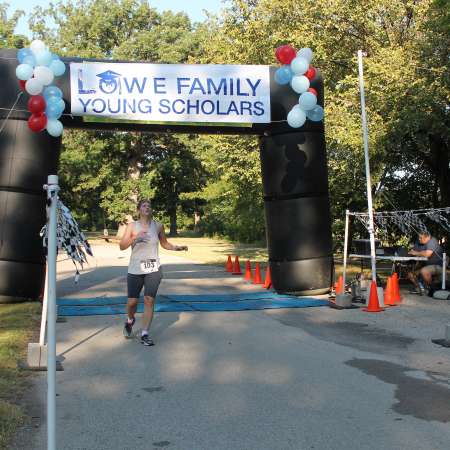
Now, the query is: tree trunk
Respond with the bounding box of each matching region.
[194,211,201,232]
[169,208,177,236]
[429,134,450,206]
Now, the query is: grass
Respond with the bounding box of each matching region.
[88,232,373,278]
[0,302,41,450]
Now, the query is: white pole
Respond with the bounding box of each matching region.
[357,50,377,282]
[442,252,447,290]
[342,209,350,290]
[39,262,48,347]
[45,175,59,450]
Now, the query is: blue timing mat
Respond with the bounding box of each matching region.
[57,292,328,316]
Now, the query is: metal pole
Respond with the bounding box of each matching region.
[442,252,447,290]
[45,175,59,450]
[342,209,350,290]
[39,262,48,347]
[357,50,377,282]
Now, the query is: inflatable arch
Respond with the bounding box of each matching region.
[0,48,333,302]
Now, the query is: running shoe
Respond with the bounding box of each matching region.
[123,318,135,338]
[141,334,154,346]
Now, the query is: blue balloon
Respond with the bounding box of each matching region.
[290,75,310,94]
[46,102,63,119]
[15,63,34,81]
[35,49,53,66]
[290,56,309,75]
[49,59,66,76]
[298,92,317,111]
[43,86,63,101]
[274,66,293,85]
[51,53,60,61]
[306,105,324,122]
[287,106,306,128]
[56,99,66,114]
[46,119,63,137]
[17,48,33,63]
[22,54,36,67]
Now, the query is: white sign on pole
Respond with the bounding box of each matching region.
[70,62,271,123]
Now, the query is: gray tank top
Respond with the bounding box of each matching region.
[128,220,161,275]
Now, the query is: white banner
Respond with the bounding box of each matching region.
[70,62,271,123]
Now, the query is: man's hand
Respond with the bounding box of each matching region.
[176,245,188,251]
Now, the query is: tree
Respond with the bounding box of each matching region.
[195,0,449,243]
[29,0,205,233]
[0,2,27,48]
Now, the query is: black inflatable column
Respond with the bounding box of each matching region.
[260,69,333,295]
[0,49,61,302]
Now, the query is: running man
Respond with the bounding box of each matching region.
[119,199,188,345]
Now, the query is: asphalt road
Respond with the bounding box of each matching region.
[11,243,450,450]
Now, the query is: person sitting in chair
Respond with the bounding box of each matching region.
[407,231,443,294]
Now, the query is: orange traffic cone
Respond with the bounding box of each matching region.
[384,276,396,306]
[232,256,242,275]
[335,275,344,295]
[264,265,272,289]
[226,255,233,272]
[244,260,252,280]
[252,262,263,284]
[392,272,401,303]
[363,280,385,312]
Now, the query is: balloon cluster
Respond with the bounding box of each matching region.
[274,45,324,128]
[15,40,66,137]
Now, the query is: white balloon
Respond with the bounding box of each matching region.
[297,48,313,63]
[290,75,310,94]
[290,56,309,75]
[33,66,54,86]
[25,78,44,95]
[298,92,317,111]
[287,106,306,128]
[30,39,47,55]
[15,63,34,80]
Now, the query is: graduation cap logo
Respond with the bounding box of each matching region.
[96,70,122,94]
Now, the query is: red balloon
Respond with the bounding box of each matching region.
[28,95,46,114]
[28,113,47,132]
[308,87,318,96]
[305,66,316,80]
[275,45,297,65]
[18,80,26,91]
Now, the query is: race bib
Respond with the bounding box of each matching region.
[140,258,158,273]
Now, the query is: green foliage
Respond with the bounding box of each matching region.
[0,3,27,48]
[5,0,448,244]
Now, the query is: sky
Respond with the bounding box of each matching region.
[7,0,226,37]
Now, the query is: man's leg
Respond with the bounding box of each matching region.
[124,273,143,338]
[407,270,419,288]
[127,298,138,321]
[142,296,155,332]
[140,296,155,346]
[420,266,433,287]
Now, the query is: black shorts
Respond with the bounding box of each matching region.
[127,269,162,299]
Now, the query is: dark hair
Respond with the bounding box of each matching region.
[137,199,152,210]
[419,231,431,237]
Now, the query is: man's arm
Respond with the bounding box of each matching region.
[119,223,136,250]
[158,224,188,251]
[409,248,433,258]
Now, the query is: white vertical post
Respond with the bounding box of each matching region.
[442,252,447,290]
[39,262,48,347]
[357,50,377,282]
[45,175,59,450]
[342,209,350,290]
